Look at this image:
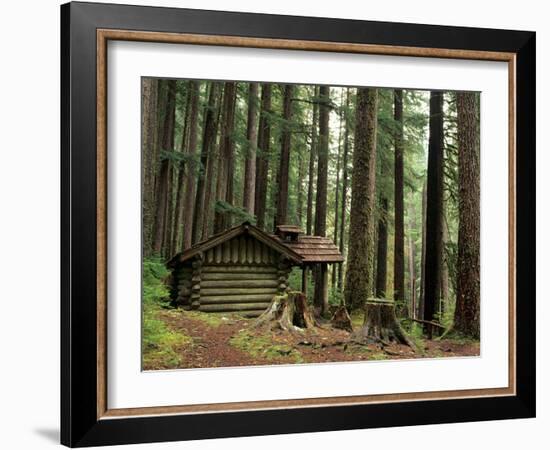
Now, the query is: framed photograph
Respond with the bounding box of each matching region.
[61,1,535,447]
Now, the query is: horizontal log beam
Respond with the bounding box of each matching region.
[202,265,277,273]
[202,272,277,281]
[199,302,270,312]
[201,280,279,289]
[200,294,276,305]
[200,287,278,296]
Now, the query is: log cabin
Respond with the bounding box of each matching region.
[167,222,343,317]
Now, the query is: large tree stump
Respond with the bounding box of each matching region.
[253,292,318,333]
[352,298,415,348]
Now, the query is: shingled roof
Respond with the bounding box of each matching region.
[271,234,344,263]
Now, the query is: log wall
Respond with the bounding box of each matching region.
[172,235,291,317]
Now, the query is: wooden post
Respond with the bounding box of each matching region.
[302,266,308,295]
[320,263,329,315]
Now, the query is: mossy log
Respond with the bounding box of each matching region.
[253,291,319,333]
[352,298,415,349]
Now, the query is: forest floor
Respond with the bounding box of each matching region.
[142,308,480,371]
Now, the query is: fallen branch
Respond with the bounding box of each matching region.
[410,318,446,330]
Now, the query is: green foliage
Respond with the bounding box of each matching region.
[214,200,256,224]
[142,258,191,369]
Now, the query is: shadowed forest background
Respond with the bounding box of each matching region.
[141,78,480,370]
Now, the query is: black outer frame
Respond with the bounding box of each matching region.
[60,1,535,447]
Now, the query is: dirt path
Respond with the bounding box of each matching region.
[152,309,480,370]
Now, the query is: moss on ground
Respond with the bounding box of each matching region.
[229,329,304,363]
[183,310,238,327]
[142,308,193,369]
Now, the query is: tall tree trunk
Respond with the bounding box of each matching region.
[213,82,237,233]
[423,91,444,338]
[171,82,192,253]
[179,81,201,250]
[142,78,159,257]
[440,207,450,316]
[418,180,427,320]
[375,197,388,297]
[344,88,378,311]
[408,200,417,319]
[332,95,344,289]
[275,84,294,227]
[454,92,480,338]
[306,86,319,236]
[313,86,331,316]
[393,89,406,312]
[338,88,351,291]
[193,82,221,243]
[243,83,259,215]
[296,151,305,226]
[152,79,176,256]
[254,84,272,230]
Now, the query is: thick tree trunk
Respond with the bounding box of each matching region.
[243,82,259,215]
[423,91,444,338]
[254,84,272,230]
[193,82,221,243]
[393,89,406,314]
[338,88,351,291]
[306,86,319,236]
[152,79,176,256]
[213,82,237,233]
[353,299,415,348]
[313,86,330,316]
[454,92,480,338]
[141,78,159,257]
[275,84,294,227]
[344,88,378,311]
[375,197,388,297]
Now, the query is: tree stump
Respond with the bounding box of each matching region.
[330,305,353,332]
[352,298,415,348]
[253,291,319,333]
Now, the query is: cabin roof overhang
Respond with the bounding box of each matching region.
[271,234,345,264]
[167,222,304,268]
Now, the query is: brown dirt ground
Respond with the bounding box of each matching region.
[146,309,480,371]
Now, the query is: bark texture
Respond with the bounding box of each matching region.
[254,84,272,230]
[344,88,378,311]
[375,197,388,297]
[275,84,294,227]
[314,86,331,316]
[393,89,406,310]
[454,92,480,338]
[243,82,259,214]
[423,91,444,337]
